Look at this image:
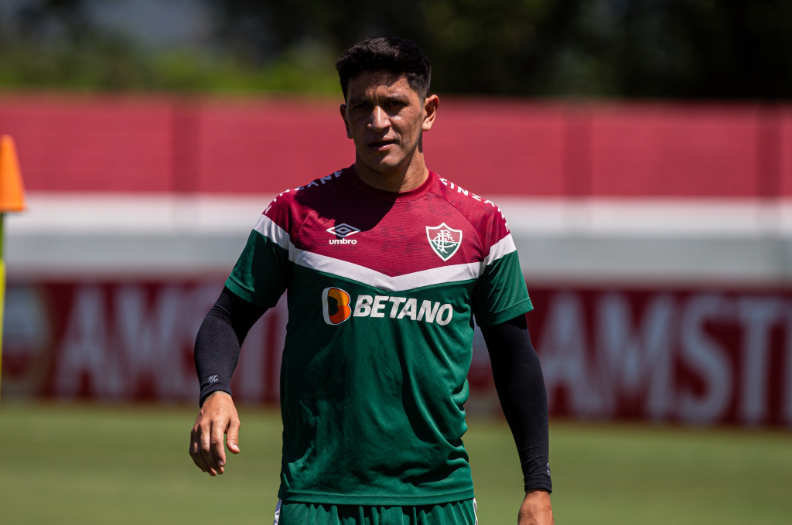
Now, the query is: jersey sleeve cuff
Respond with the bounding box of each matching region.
[224,276,271,310]
[475,297,534,328]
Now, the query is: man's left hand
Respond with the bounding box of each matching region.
[518,490,553,525]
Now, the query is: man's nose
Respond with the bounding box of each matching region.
[368,106,389,132]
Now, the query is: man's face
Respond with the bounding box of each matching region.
[340,71,437,176]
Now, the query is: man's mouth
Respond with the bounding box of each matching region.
[368,138,396,151]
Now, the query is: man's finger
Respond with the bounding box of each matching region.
[199,424,218,476]
[189,431,211,473]
[189,429,205,472]
[227,418,241,455]
[191,448,210,472]
[195,427,216,475]
[210,418,227,474]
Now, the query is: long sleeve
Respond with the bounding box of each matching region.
[194,286,266,406]
[481,314,552,493]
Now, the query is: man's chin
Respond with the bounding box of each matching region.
[359,156,405,175]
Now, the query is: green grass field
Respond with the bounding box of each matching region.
[0,404,790,524]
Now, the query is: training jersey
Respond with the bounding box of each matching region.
[225,166,532,506]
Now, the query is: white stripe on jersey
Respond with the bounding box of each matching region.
[483,234,517,267]
[293,249,481,292]
[254,214,291,251]
[252,215,515,291]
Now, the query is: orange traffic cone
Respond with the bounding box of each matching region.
[0,135,26,212]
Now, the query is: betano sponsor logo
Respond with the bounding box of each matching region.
[321,288,454,326]
[322,287,352,325]
[327,223,360,245]
[354,295,453,325]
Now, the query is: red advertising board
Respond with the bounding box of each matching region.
[2,96,792,198]
[4,280,792,427]
[526,289,792,427]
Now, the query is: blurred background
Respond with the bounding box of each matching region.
[1,1,791,524]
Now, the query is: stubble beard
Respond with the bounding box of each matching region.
[358,133,422,178]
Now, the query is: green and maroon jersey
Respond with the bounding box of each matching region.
[225,166,532,506]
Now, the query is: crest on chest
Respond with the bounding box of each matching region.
[426,223,462,262]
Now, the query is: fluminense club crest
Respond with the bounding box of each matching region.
[426,223,462,261]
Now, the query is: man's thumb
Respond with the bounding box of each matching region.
[227,421,241,454]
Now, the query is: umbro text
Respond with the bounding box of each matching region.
[329,239,357,245]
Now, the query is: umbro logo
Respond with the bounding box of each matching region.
[327,223,360,237]
[327,223,360,245]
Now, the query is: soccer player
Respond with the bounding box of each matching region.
[190,37,554,525]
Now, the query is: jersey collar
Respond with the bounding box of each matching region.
[344,165,436,202]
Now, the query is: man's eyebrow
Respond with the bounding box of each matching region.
[347,92,411,106]
[347,96,368,106]
[382,93,411,102]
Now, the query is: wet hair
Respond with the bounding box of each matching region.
[336,36,432,100]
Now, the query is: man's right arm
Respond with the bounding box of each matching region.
[191,194,293,475]
[190,287,266,476]
[194,286,266,405]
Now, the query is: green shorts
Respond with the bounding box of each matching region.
[273,499,478,525]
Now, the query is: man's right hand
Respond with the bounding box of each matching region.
[189,391,241,476]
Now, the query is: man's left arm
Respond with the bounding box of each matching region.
[481,314,554,525]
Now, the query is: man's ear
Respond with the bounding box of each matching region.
[422,94,439,132]
[339,104,353,139]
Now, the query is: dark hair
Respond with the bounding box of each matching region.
[336,37,432,100]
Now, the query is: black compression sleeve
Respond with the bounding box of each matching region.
[481,314,552,493]
[194,286,266,406]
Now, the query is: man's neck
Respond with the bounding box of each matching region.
[353,153,429,193]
